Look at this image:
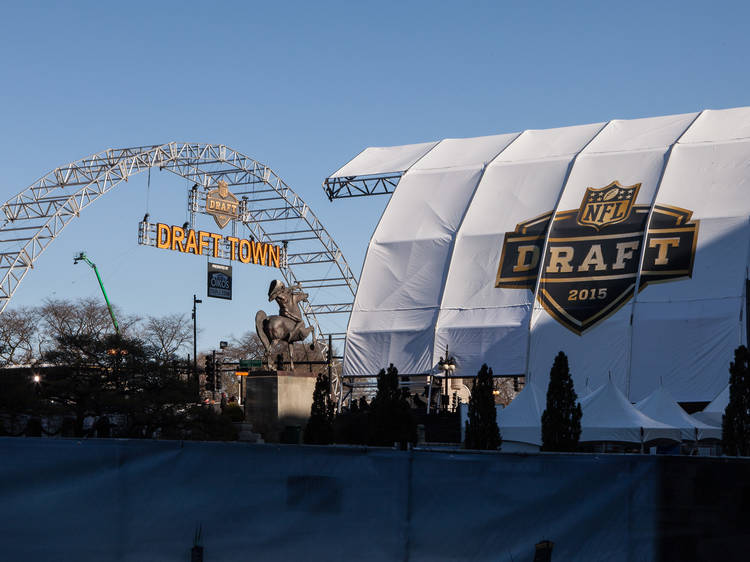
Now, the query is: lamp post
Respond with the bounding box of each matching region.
[437,345,456,412]
[192,294,202,399]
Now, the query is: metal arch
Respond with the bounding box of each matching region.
[0,143,357,391]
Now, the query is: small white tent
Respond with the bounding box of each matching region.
[635,386,721,442]
[581,379,681,444]
[496,382,545,451]
[692,385,729,427]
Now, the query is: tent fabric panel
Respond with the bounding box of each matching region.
[345,167,485,375]
[410,133,518,170]
[552,148,671,213]
[441,157,575,310]
[435,147,588,380]
[528,303,633,392]
[354,167,484,311]
[493,122,604,162]
[371,167,485,243]
[353,238,453,311]
[629,298,741,402]
[329,141,439,178]
[679,106,750,144]
[433,305,530,377]
[439,232,534,310]
[583,112,697,153]
[635,217,750,303]
[654,141,750,220]
[343,308,438,376]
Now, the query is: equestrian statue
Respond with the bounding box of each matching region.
[255,279,316,369]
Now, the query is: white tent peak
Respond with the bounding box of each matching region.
[692,384,729,427]
[635,386,721,442]
[704,384,729,413]
[580,379,681,444]
[496,382,546,447]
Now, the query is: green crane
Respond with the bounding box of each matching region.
[73,252,120,335]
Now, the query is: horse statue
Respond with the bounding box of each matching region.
[255,279,316,369]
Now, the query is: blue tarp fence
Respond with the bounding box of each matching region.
[0,438,746,561]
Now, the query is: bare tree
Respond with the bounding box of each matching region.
[0,307,39,366]
[38,297,117,341]
[223,332,265,362]
[493,377,519,407]
[142,313,192,362]
[116,312,142,338]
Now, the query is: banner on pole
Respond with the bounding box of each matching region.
[207,262,232,300]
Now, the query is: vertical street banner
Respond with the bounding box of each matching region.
[207,262,232,300]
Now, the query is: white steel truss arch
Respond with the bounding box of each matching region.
[0,143,358,359]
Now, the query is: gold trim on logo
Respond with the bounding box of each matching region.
[576,181,641,231]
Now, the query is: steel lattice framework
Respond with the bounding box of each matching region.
[323,173,402,200]
[0,143,358,373]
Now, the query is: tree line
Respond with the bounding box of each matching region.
[0,298,258,440]
[306,347,750,457]
[0,297,193,366]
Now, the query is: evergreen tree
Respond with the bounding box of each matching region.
[464,364,501,450]
[332,396,370,445]
[722,345,750,456]
[304,372,335,444]
[369,364,416,449]
[541,351,582,452]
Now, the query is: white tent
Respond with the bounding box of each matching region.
[580,379,681,444]
[332,107,750,404]
[635,386,721,442]
[692,384,729,427]
[496,382,545,450]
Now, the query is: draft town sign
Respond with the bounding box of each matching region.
[495,181,699,334]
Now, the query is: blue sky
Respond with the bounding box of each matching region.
[1,0,749,354]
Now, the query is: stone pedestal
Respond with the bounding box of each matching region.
[243,370,317,443]
[233,422,264,443]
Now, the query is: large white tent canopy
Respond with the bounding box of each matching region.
[334,107,750,403]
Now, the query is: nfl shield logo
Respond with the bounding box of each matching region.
[576,181,641,230]
[205,179,239,229]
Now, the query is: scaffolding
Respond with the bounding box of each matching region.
[0,143,358,400]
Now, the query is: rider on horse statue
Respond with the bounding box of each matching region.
[255,279,316,368]
[268,279,306,339]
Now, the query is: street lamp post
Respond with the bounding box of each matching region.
[437,345,456,412]
[192,294,202,399]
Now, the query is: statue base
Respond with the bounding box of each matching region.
[243,369,317,443]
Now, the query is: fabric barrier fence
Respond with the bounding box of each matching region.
[0,438,746,561]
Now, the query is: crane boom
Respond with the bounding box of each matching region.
[73,252,120,335]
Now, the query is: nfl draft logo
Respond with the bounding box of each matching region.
[496,181,699,334]
[205,180,239,229]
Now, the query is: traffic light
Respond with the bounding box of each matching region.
[205,355,215,391]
